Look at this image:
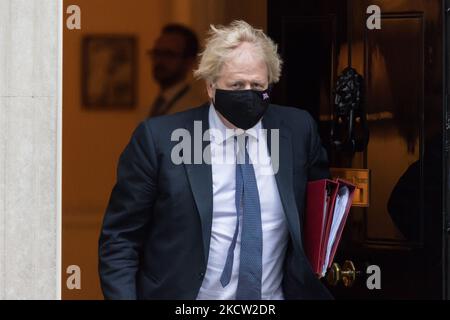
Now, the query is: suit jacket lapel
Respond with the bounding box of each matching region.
[183,104,213,265]
[263,106,303,252]
[182,104,304,265]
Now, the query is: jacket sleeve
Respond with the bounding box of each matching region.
[305,112,331,181]
[98,121,158,300]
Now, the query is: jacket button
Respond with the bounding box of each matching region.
[199,272,205,279]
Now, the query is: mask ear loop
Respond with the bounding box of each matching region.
[210,82,217,106]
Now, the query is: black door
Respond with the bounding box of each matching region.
[268,0,448,299]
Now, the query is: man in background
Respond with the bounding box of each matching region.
[147,24,207,117]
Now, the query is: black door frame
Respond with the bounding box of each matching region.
[269,0,449,299]
[444,0,450,301]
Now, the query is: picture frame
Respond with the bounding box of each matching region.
[81,35,137,109]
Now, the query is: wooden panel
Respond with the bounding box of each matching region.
[278,16,337,121]
[364,13,424,245]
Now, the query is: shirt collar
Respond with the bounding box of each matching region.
[208,104,261,145]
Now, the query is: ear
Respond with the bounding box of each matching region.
[206,81,215,100]
[184,57,196,71]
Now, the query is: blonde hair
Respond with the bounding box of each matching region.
[194,20,283,84]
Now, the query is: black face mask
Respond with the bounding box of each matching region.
[213,88,271,130]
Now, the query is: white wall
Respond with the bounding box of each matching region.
[0,0,62,299]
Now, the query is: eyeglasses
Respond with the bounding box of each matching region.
[147,49,185,60]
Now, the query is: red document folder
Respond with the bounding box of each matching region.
[304,178,356,276]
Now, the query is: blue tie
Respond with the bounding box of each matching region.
[220,135,263,300]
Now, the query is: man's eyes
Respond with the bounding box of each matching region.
[229,83,265,90]
[231,83,244,89]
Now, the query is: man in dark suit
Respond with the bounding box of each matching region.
[99,20,332,300]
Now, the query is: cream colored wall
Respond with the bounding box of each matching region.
[62,0,267,299]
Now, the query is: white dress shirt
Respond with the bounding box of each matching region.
[148,79,208,118]
[196,104,289,300]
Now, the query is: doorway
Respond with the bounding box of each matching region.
[268,0,448,299]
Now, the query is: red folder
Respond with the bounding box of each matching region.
[304,178,356,276]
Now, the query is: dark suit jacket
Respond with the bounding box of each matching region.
[98,103,332,300]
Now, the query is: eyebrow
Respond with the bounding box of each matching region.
[229,79,265,85]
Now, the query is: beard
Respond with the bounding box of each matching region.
[153,64,185,88]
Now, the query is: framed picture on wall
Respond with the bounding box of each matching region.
[82,35,137,109]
